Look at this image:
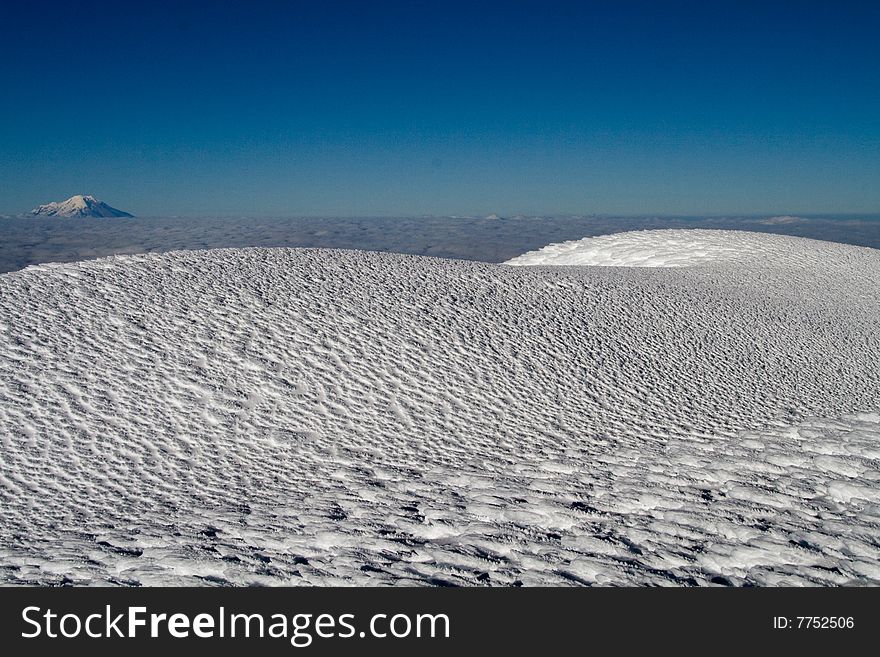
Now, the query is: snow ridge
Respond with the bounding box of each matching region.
[0,231,879,586]
[504,229,841,267]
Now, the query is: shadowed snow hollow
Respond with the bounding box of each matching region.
[0,230,879,586]
[503,228,844,267]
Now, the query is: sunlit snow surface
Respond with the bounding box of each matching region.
[505,228,835,267]
[1,230,879,586]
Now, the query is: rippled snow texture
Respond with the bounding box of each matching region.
[503,228,847,267]
[1,232,879,586]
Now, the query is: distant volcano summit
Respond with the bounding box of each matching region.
[30,195,133,218]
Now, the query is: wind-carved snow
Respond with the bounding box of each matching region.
[504,228,838,267]
[30,195,133,218]
[0,231,879,586]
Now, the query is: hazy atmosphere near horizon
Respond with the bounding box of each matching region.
[2,0,880,595]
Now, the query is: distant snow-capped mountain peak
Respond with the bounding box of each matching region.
[30,195,133,218]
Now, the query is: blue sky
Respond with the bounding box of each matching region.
[1,0,878,216]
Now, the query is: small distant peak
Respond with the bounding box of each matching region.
[30,195,134,218]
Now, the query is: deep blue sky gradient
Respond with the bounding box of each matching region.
[2,0,878,216]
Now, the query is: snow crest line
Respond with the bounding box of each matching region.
[503,228,869,267]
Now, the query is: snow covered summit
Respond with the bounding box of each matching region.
[30,195,133,218]
[504,229,830,267]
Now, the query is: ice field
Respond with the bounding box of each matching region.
[0,230,878,585]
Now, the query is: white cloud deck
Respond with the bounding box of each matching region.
[0,231,878,585]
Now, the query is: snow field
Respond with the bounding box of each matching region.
[0,231,878,585]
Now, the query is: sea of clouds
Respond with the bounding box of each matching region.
[0,214,878,274]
